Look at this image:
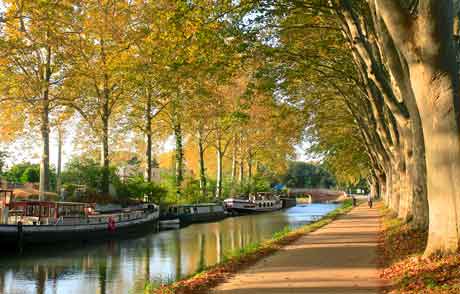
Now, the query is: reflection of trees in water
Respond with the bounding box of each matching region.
[35,265,46,294]
[198,233,206,271]
[218,232,224,263]
[0,270,4,294]
[98,258,107,294]
[145,243,151,281]
[174,230,182,280]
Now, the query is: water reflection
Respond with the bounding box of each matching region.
[0,204,338,294]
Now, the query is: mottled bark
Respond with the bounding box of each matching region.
[39,45,52,200]
[215,139,223,198]
[39,97,50,200]
[100,113,109,195]
[197,129,207,197]
[145,95,153,182]
[377,0,460,254]
[173,122,183,197]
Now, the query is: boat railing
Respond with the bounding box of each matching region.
[5,209,154,226]
[60,209,152,226]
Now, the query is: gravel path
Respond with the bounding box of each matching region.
[211,204,383,294]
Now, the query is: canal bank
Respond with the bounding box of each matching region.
[149,200,354,294]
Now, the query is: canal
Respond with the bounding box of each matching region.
[0,203,338,294]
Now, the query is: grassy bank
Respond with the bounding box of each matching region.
[147,200,354,294]
[379,206,460,293]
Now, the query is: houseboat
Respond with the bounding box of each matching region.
[0,192,159,249]
[159,203,226,229]
[224,192,283,214]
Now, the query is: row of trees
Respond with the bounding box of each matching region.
[0,1,305,201]
[244,0,460,256]
[6,0,457,258]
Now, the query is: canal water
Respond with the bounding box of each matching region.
[0,203,338,294]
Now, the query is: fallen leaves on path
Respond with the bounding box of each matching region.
[379,207,460,293]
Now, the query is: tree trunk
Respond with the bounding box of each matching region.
[239,158,244,190]
[377,0,460,254]
[174,122,184,197]
[39,45,52,200]
[145,95,152,182]
[391,164,401,215]
[100,115,109,195]
[39,98,50,200]
[216,139,223,199]
[197,129,207,198]
[410,119,429,229]
[56,127,63,197]
[230,136,237,196]
[385,165,392,208]
[231,136,237,183]
[247,152,253,193]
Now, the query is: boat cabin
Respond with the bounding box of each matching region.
[249,192,276,201]
[7,200,95,225]
[161,203,224,217]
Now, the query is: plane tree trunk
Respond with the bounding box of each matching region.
[376,0,460,255]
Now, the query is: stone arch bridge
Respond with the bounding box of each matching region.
[287,188,347,203]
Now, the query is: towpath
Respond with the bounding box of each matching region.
[211,204,383,294]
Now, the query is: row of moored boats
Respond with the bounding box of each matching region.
[0,189,295,249]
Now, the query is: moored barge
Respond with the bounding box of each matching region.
[0,192,159,249]
[159,203,226,229]
[224,192,283,214]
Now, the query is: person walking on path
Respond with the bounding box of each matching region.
[367,193,373,208]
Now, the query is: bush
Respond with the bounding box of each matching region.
[20,166,40,183]
[5,163,39,183]
[115,176,168,205]
[61,157,118,193]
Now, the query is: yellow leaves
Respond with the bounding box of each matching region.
[0,101,27,142]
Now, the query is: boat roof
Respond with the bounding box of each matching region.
[167,203,221,208]
[11,199,94,206]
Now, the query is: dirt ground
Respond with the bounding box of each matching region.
[211,204,383,294]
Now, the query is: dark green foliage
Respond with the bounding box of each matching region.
[281,161,336,188]
[20,166,40,183]
[346,177,369,194]
[61,157,117,193]
[5,163,39,183]
[115,176,168,204]
[3,162,56,190]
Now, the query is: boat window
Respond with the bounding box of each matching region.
[258,203,262,208]
[41,206,49,217]
[32,205,38,216]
